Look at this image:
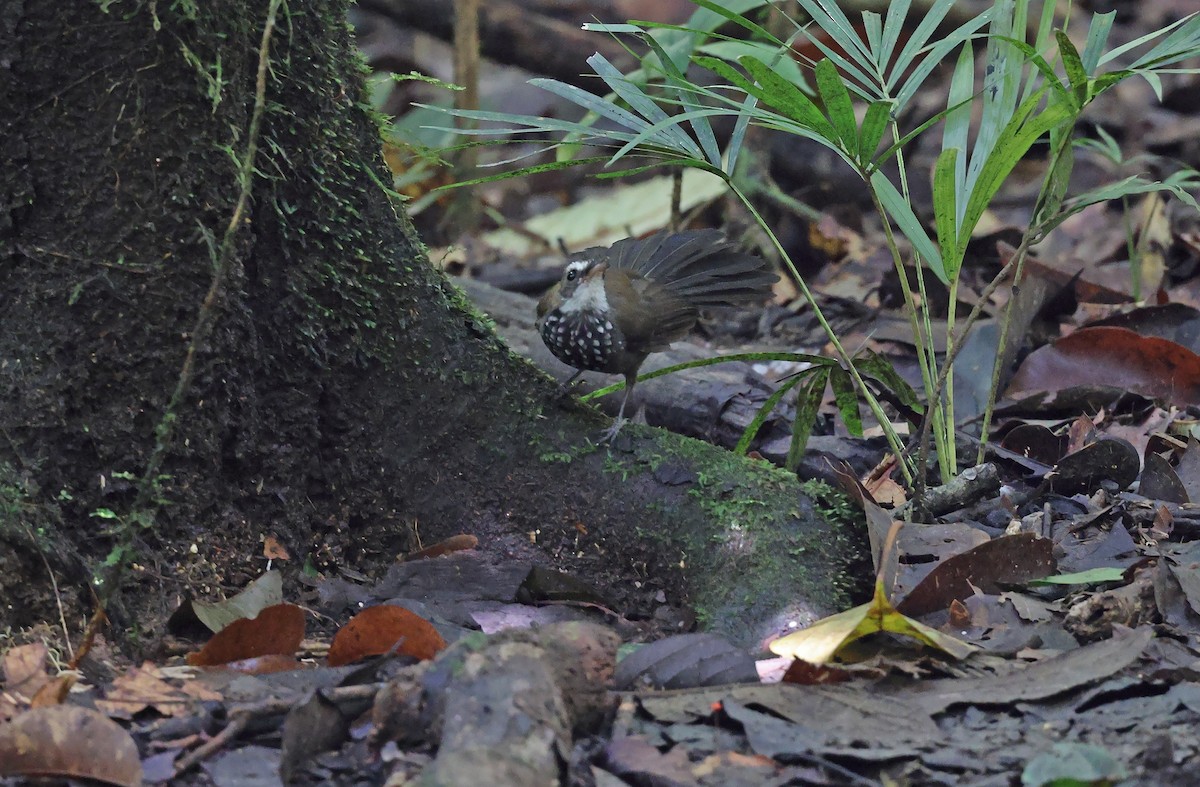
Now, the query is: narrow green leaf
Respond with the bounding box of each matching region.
[932,148,960,277]
[943,42,975,227]
[432,156,614,189]
[1081,12,1115,73]
[872,171,946,282]
[528,78,653,136]
[878,0,914,75]
[814,58,858,152]
[609,107,727,168]
[736,375,805,456]
[1038,171,1200,236]
[735,56,839,140]
[699,40,812,92]
[787,368,831,472]
[994,37,1073,103]
[687,0,781,45]
[893,6,993,105]
[1029,567,1125,586]
[587,53,699,156]
[580,23,643,34]
[873,96,970,167]
[968,2,1025,198]
[793,28,880,101]
[829,364,863,437]
[640,34,723,169]
[957,90,1075,263]
[854,351,921,411]
[1127,13,1200,71]
[858,100,892,165]
[863,11,883,57]
[1055,30,1089,106]
[424,102,639,139]
[1035,126,1075,226]
[794,0,873,66]
[1101,12,1199,67]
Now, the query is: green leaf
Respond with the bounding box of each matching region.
[1102,12,1200,67]
[1034,127,1074,226]
[858,100,893,165]
[814,58,858,152]
[787,367,831,471]
[829,364,863,436]
[1038,170,1200,236]
[854,351,922,411]
[687,0,780,45]
[956,89,1075,263]
[437,155,624,189]
[872,171,946,282]
[587,53,700,156]
[794,0,873,68]
[893,6,993,108]
[736,375,805,456]
[528,78,653,137]
[640,34,724,169]
[994,37,1073,103]
[610,107,727,168]
[863,10,883,56]
[932,148,961,278]
[1028,567,1126,586]
[877,0,914,76]
[698,40,811,93]
[1080,12,1115,73]
[1126,12,1200,71]
[1055,30,1089,106]
[737,55,839,140]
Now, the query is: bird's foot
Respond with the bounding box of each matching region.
[556,372,584,399]
[597,416,628,446]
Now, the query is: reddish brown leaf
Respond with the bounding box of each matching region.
[186,603,306,667]
[0,705,142,786]
[896,533,1057,617]
[401,533,479,562]
[327,605,446,666]
[1006,326,1200,408]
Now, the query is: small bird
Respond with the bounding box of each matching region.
[536,229,777,441]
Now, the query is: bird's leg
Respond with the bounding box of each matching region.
[556,369,584,398]
[599,372,637,444]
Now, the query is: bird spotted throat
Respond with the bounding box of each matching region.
[536,230,777,441]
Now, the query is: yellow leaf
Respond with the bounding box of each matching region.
[770,579,977,663]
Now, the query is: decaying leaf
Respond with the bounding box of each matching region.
[191,570,285,633]
[0,705,142,787]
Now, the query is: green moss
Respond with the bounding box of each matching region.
[602,430,867,632]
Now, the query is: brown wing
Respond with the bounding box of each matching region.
[603,230,777,307]
[606,270,698,355]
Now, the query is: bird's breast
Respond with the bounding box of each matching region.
[538,306,625,372]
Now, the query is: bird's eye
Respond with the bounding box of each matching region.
[566,269,577,281]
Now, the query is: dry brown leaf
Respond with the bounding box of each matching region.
[327,604,447,666]
[0,705,142,786]
[187,603,306,667]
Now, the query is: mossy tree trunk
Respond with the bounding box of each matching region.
[0,0,861,645]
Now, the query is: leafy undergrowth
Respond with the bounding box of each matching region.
[4,468,1200,787]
